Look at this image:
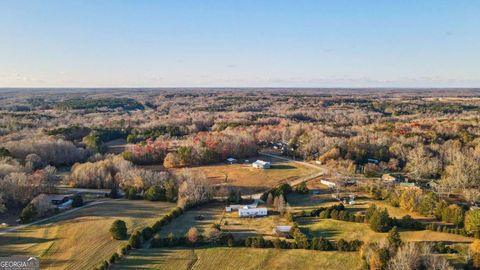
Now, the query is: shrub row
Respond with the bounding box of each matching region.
[93,207,184,270]
[425,223,480,238]
[151,233,362,252]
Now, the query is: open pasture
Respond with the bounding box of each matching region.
[0,200,174,270]
[113,247,363,270]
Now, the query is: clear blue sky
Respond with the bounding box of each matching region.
[1,0,479,87]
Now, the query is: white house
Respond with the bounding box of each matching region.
[225,199,262,212]
[320,179,337,188]
[252,160,271,169]
[238,207,268,217]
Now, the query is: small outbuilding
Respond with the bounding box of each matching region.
[252,160,271,169]
[226,158,237,164]
[273,225,292,236]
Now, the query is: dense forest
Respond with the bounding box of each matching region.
[1,88,480,214]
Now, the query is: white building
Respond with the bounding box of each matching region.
[238,207,268,217]
[226,157,237,164]
[252,160,271,169]
[273,225,292,235]
[320,179,337,188]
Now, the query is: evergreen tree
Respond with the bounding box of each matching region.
[71,194,83,207]
[144,185,166,201]
[369,208,391,232]
[110,220,128,240]
[19,204,37,223]
[387,226,402,249]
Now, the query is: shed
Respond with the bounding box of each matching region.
[273,225,292,235]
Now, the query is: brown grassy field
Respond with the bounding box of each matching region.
[113,247,363,270]
[157,203,224,237]
[221,211,292,239]
[172,156,318,194]
[158,202,293,240]
[0,200,174,270]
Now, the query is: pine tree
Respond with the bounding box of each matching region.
[387,226,402,249]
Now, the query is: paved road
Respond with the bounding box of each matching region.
[0,200,107,235]
[56,186,110,195]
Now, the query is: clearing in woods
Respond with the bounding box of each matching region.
[113,247,363,270]
[172,155,318,194]
[0,199,174,270]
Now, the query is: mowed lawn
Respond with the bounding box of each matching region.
[172,156,318,194]
[0,200,174,270]
[113,247,363,270]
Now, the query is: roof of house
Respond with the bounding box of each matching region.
[253,160,271,166]
[239,207,267,212]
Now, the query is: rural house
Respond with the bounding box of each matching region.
[238,207,268,217]
[252,160,271,169]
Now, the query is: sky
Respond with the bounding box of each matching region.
[1,0,480,88]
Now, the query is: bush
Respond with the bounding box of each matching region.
[387,226,402,248]
[110,220,128,240]
[19,204,37,223]
[128,231,143,249]
[141,227,153,240]
[294,182,309,194]
[441,204,465,227]
[465,209,480,235]
[369,208,391,232]
[71,194,83,207]
[125,187,139,200]
[109,186,121,199]
[311,237,333,251]
[472,239,480,268]
[144,185,166,201]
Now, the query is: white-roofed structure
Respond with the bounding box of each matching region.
[238,207,268,217]
[252,160,271,169]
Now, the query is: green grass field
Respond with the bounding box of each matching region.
[113,247,363,270]
[0,199,174,270]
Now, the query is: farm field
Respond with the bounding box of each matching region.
[0,200,174,270]
[157,203,224,237]
[298,217,473,243]
[158,202,292,239]
[287,181,431,219]
[113,247,363,270]
[222,210,291,239]
[172,155,319,194]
